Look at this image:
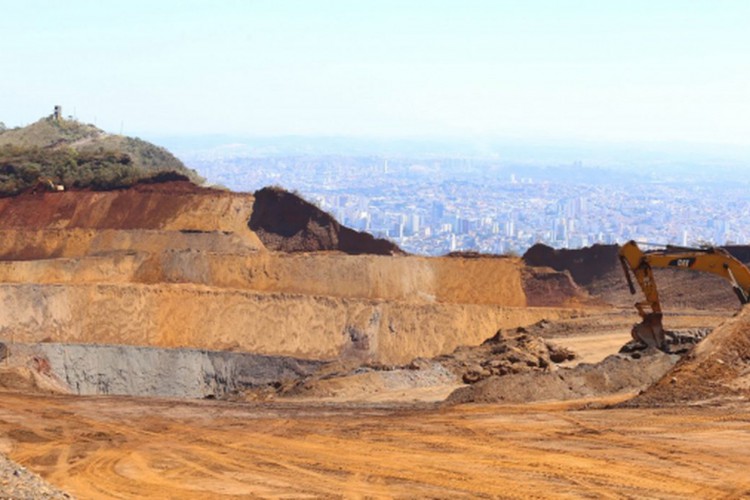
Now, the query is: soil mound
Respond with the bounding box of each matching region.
[444,320,713,405]
[521,266,593,307]
[250,187,402,255]
[447,349,677,404]
[523,243,619,286]
[626,307,750,406]
[434,325,575,384]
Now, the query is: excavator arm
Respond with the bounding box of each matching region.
[618,240,750,349]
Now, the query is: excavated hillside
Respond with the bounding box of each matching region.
[0,180,586,392]
[524,243,750,311]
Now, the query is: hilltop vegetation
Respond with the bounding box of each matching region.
[0,115,201,195]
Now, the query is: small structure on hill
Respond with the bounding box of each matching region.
[52,105,62,121]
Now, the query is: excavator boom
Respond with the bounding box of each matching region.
[619,240,750,349]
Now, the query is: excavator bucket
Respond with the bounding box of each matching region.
[631,313,665,349]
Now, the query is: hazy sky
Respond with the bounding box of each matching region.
[2,1,749,147]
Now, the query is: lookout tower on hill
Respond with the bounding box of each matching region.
[53,105,62,121]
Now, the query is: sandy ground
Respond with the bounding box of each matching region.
[0,310,745,499]
[1,392,749,499]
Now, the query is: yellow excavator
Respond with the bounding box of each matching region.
[619,240,750,349]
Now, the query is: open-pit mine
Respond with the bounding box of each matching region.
[2,179,750,498]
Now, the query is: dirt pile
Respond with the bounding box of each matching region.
[0,453,72,499]
[627,307,750,405]
[249,186,402,255]
[277,321,578,402]
[521,266,593,307]
[434,324,575,384]
[444,320,716,405]
[523,243,619,286]
[619,328,711,356]
[447,349,678,404]
[276,359,460,402]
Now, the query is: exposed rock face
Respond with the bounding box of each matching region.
[249,187,402,255]
[7,343,324,398]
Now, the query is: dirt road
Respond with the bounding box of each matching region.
[1,392,749,499]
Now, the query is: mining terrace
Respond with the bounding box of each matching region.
[1,180,749,498]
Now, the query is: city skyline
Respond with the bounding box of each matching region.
[186,151,750,255]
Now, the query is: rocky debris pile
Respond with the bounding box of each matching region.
[271,324,577,401]
[0,453,72,499]
[249,187,403,255]
[447,349,678,405]
[620,329,711,357]
[433,326,576,384]
[626,308,750,406]
[447,324,717,405]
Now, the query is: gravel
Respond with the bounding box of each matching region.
[0,454,72,499]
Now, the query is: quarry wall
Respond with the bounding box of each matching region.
[0,283,580,364]
[8,343,324,398]
[0,182,586,366]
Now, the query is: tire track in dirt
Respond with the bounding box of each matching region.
[2,393,750,498]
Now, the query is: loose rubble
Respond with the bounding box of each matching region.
[447,326,714,405]
[434,326,576,384]
[0,454,72,499]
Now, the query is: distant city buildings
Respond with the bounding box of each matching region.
[186,154,750,256]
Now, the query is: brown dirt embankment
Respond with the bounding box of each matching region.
[191,253,531,306]
[0,228,258,262]
[0,180,263,247]
[249,186,402,255]
[0,250,588,309]
[523,243,619,286]
[0,182,588,367]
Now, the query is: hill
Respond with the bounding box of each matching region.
[0,109,201,195]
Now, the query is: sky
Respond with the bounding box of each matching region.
[1,0,749,150]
